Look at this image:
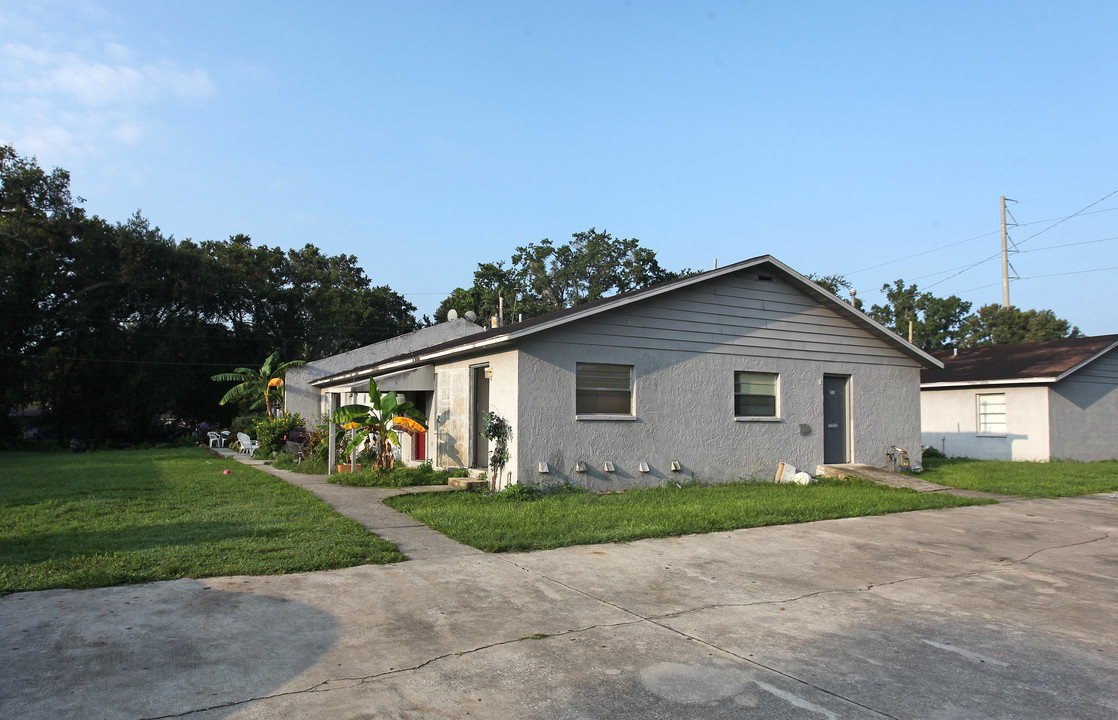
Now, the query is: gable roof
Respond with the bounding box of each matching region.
[312,255,941,389]
[921,334,1118,387]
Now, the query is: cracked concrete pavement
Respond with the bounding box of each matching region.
[1,462,1116,719]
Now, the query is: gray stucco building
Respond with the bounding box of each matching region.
[287,255,940,489]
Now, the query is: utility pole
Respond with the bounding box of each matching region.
[1001,196,1010,307]
[1001,196,1017,308]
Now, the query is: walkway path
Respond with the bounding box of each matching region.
[819,462,1019,501]
[212,447,480,560]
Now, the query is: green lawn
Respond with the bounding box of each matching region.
[920,457,1118,498]
[0,448,404,594]
[383,478,995,552]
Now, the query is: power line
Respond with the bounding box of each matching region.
[1014,189,1118,246]
[1017,235,1118,253]
[0,353,256,367]
[958,265,1118,294]
[844,230,999,276]
[921,189,1118,293]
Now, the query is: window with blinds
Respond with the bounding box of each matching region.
[977,393,1006,435]
[576,363,633,415]
[734,371,778,417]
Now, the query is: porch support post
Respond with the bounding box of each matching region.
[327,392,339,475]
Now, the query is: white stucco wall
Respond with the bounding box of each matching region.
[920,385,1050,461]
[431,349,519,488]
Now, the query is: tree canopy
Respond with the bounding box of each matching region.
[1,145,416,444]
[865,279,1078,352]
[434,229,690,324]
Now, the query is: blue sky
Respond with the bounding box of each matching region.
[3,1,1116,334]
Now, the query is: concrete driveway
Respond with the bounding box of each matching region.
[1,465,1115,719]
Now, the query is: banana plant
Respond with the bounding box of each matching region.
[212,351,306,420]
[331,378,427,471]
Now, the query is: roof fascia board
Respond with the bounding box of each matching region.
[921,377,1057,389]
[309,334,512,387]
[496,254,941,368]
[766,257,944,369]
[1053,341,1118,382]
[499,257,772,341]
[313,254,942,380]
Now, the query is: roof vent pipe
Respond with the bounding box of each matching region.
[713,258,718,269]
[953,347,958,357]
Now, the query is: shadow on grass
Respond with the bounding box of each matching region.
[2,520,281,565]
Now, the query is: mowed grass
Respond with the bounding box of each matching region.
[920,457,1118,498]
[0,448,404,594]
[383,478,994,552]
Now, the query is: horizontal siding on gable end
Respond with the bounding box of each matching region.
[587,311,898,355]
[531,333,918,368]
[533,324,918,367]
[621,301,886,346]
[1065,349,1118,385]
[643,293,841,325]
[526,274,911,366]
[707,286,823,315]
[711,273,811,298]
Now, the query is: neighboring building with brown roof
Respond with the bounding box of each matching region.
[288,255,941,489]
[921,334,1118,461]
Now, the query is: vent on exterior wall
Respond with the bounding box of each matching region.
[758,274,774,282]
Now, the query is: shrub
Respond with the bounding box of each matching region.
[494,482,542,501]
[922,445,945,459]
[253,413,305,457]
[230,414,266,437]
[331,463,471,488]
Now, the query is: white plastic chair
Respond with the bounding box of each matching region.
[207,431,224,448]
[236,432,259,457]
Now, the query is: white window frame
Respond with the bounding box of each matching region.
[976,393,1006,436]
[575,362,634,419]
[734,371,780,421]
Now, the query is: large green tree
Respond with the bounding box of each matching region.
[0,145,418,444]
[960,305,1081,347]
[868,280,973,353]
[867,278,1079,352]
[435,228,689,323]
[200,236,419,360]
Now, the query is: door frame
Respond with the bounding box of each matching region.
[470,364,491,469]
[823,374,852,464]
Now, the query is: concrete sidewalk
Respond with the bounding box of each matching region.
[2,459,1116,719]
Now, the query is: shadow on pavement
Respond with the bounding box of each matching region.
[0,578,338,720]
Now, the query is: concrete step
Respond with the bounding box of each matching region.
[448,477,490,492]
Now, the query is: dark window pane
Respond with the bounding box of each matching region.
[735,394,776,417]
[734,371,777,417]
[576,363,632,415]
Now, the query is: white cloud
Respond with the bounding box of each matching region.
[0,22,214,161]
